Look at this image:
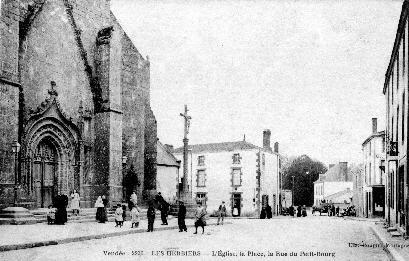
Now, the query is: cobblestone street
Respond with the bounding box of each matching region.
[1,215,389,261]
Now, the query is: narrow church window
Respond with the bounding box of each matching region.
[197,170,206,187]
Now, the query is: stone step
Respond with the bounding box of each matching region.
[387,227,398,232]
[390,231,402,237]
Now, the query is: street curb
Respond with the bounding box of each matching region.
[0,222,231,252]
[369,224,406,261]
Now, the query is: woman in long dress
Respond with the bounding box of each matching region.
[194,202,207,234]
[95,196,104,222]
[70,190,80,216]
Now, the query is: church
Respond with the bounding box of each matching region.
[0,0,157,209]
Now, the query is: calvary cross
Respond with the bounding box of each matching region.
[180,104,192,139]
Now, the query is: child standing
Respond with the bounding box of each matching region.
[130,205,140,228]
[47,205,55,225]
[114,204,123,227]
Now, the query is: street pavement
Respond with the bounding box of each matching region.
[0,215,389,261]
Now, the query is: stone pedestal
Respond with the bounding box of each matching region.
[170,195,197,218]
[0,207,37,225]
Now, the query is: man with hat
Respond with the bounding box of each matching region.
[178,200,187,232]
[217,201,227,225]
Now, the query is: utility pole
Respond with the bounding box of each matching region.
[180,105,192,200]
[292,176,295,206]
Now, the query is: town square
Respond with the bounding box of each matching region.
[1,0,409,260]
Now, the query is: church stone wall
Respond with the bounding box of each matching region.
[0,0,158,209]
[117,20,153,203]
[0,0,20,208]
[19,1,85,117]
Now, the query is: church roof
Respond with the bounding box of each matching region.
[157,141,180,167]
[173,141,277,155]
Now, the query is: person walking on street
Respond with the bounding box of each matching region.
[156,192,169,225]
[130,191,137,210]
[95,196,104,222]
[289,205,294,217]
[101,195,108,223]
[178,200,187,232]
[70,190,80,216]
[131,205,140,228]
[217,201,227,225]
[266,204,272,219]
[194,202,206,234]
[331,204,336,217]
[54,193,68,225]
[302,205,307,217]
[296,205,302,217]
[147,202,156,232]
[114,204,123,227]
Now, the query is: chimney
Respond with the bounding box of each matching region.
[329,164,335,169]
[372,118,377,134]
[274,142,279,153]
[164,144,174,152]
[339,162,348,181]
[263,129,271,152]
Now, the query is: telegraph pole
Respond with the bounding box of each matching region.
[292,176,295,206]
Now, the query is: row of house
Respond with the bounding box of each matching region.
[354,119,385,219]
[353,1,409,236]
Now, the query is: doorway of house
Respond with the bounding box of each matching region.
[232,193,241,217]
[398,165,405,227]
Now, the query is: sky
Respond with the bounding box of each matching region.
[111,0,403,166]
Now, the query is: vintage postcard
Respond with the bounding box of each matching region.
[0,0,408,260]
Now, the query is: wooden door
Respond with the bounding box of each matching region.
[33,140,57,208]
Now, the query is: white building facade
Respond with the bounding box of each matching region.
[314,162,353,206]
[173,130,281,217]
[361,118,385,218]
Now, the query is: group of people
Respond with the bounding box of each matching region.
[328,204,340,217]
[288,205,307,217]
[47,191,78,225]
[47,190,216,235]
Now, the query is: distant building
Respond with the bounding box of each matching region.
[173,130,281,217]
[325,188,353,209]
[313,162,353,206]
[383,0,409,230]
[352,166,364,217]
[359,118,385,218]
[156,141,180,203]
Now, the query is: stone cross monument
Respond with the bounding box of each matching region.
[179,104,192,199]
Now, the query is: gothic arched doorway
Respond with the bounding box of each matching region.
[33,137,58,208]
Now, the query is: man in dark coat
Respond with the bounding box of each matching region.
[289,205,294,217]
[147,202,156,232]
[54,193,68,225]
[266,204,272,219]
[156,192,169,225]
[178,201,187,232]
[260,207,266,219]
[297,205,302,217]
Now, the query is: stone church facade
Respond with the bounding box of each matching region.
[0,0,157,209]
